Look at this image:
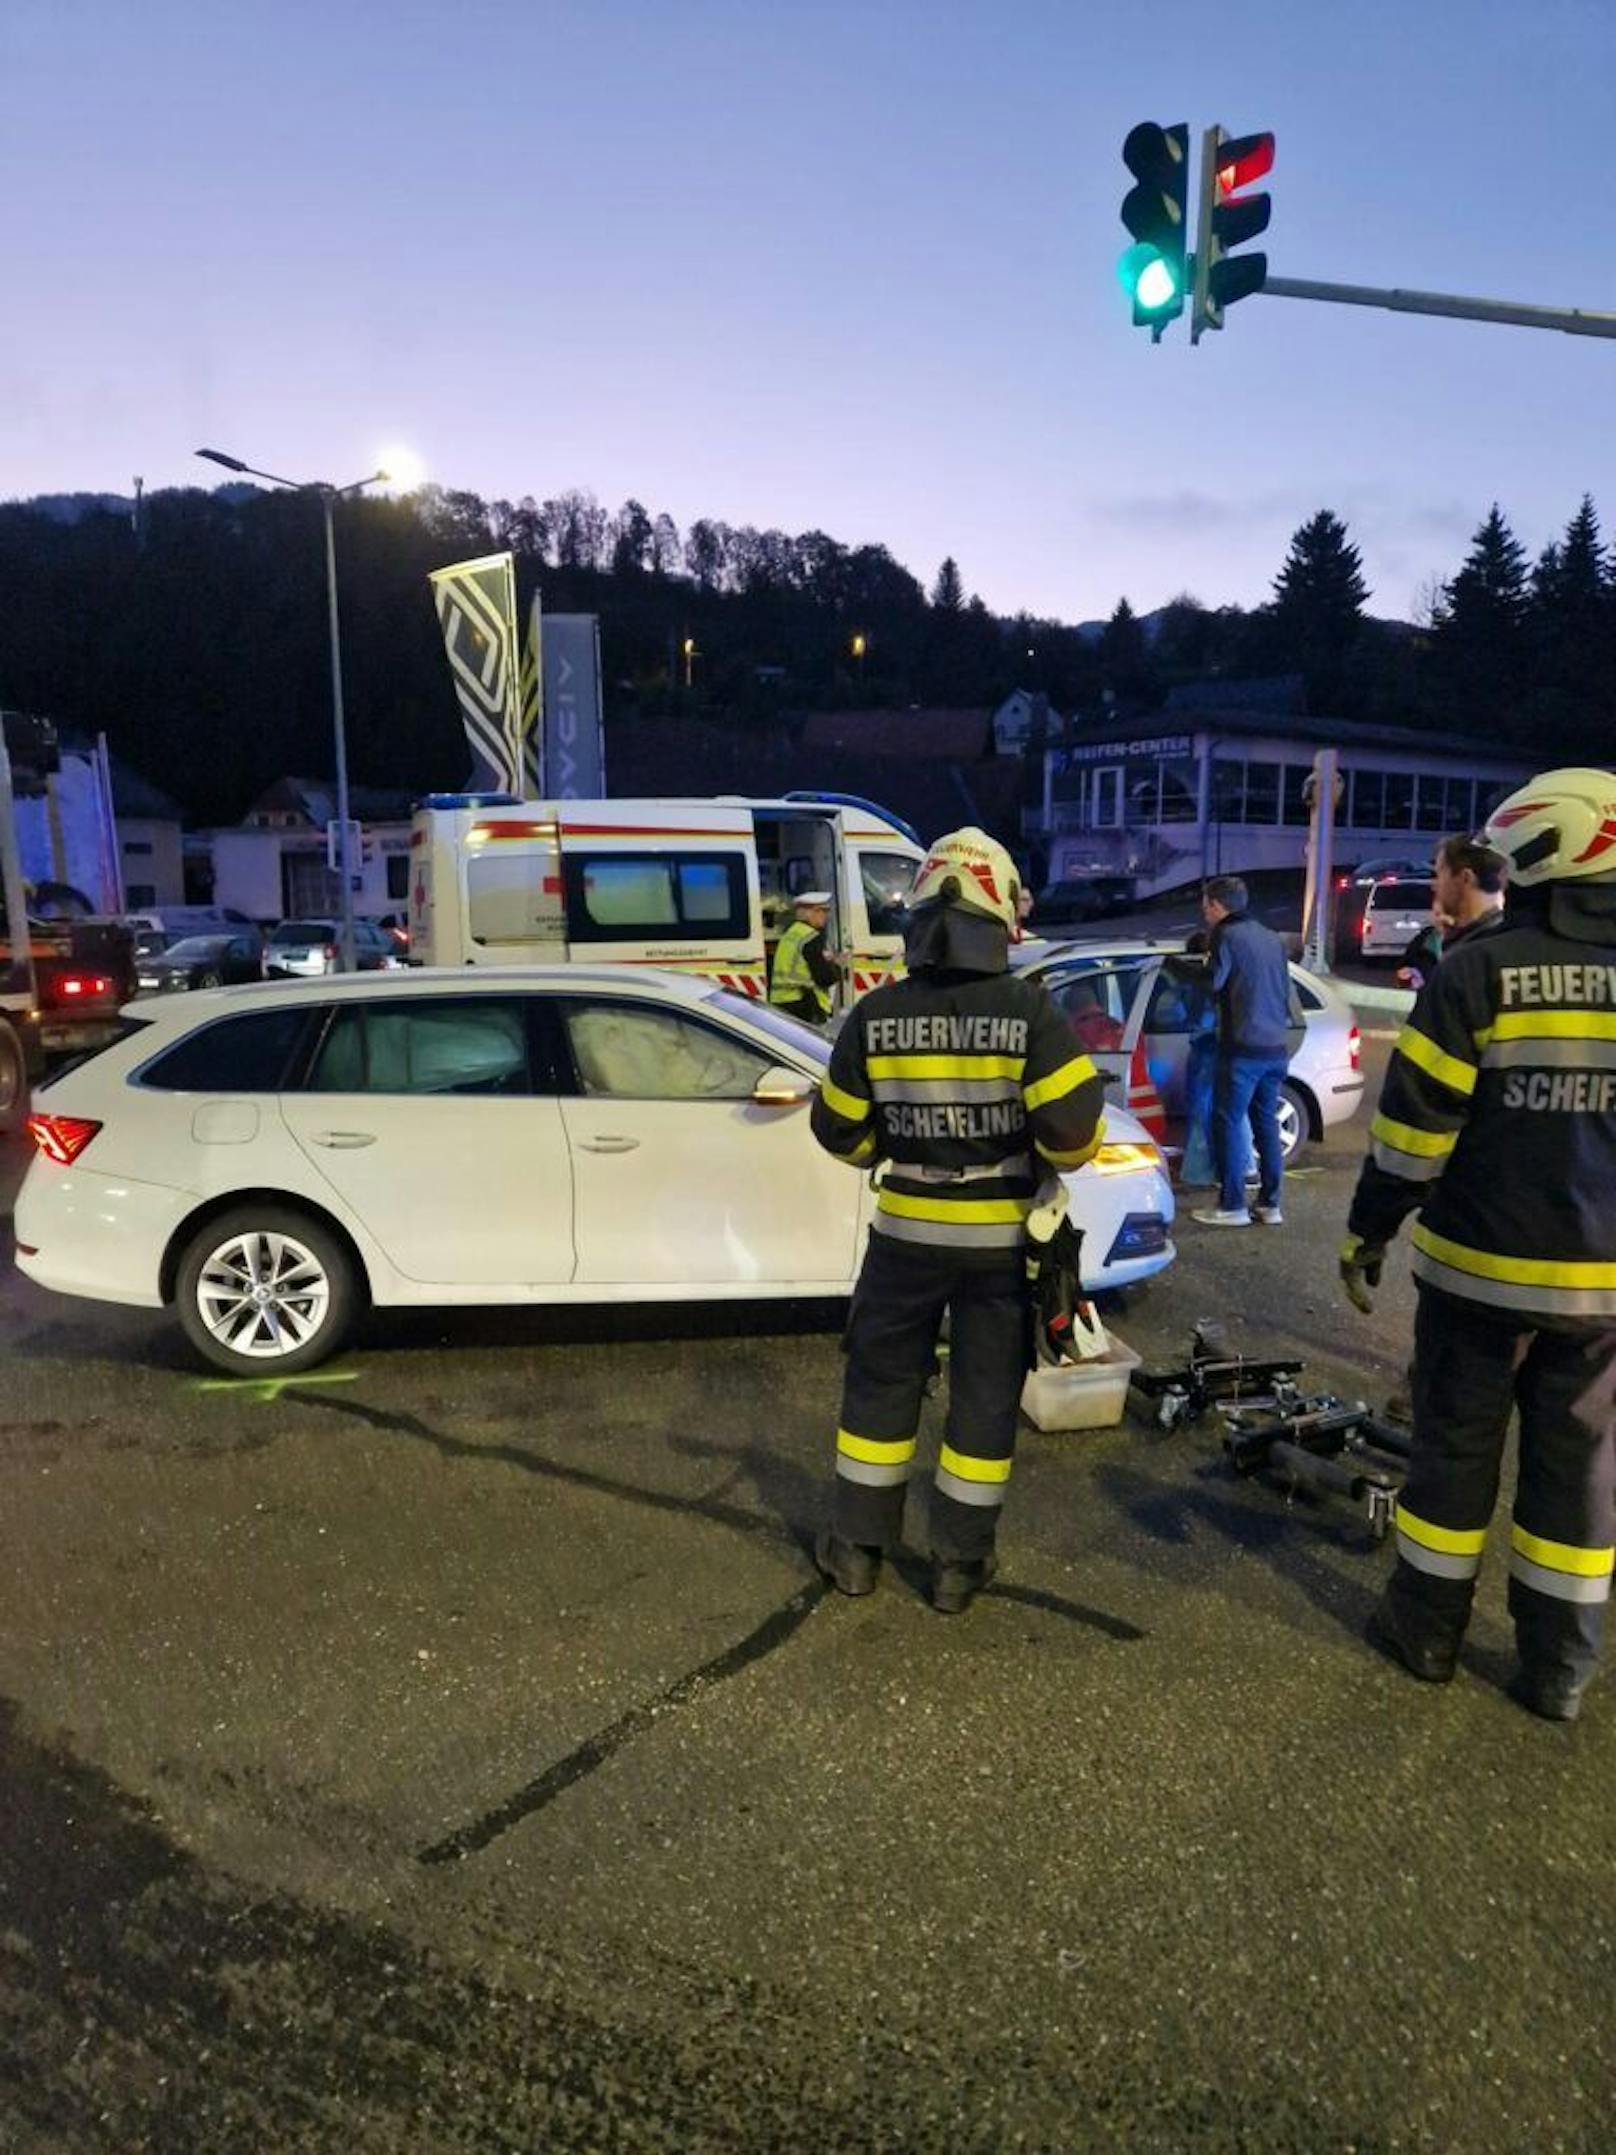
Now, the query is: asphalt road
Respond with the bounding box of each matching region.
[1,1045,1612,2153]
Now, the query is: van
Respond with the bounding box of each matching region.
[407,792,924,1007]
[1337,874,1436,960]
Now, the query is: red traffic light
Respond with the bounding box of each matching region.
[1216,131,1275,197]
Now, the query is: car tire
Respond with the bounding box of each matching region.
[0,1022,27,1135]
[196,971,222,989]
[1276,1081,1310,1164]
[174,1204,359,1376]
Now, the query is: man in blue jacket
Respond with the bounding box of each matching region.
[1190,876,1304,1229]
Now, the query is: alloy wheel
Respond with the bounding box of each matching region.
[195,1229,332,1359]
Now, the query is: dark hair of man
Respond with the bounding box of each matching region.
[1437,834,1508,895]
[1204,875,1248,913]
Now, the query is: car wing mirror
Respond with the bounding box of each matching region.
[752,1064,815,1108]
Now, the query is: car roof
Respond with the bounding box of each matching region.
[119,963,736,1028]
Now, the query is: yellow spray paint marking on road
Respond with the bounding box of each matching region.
[191,1368,362,1406]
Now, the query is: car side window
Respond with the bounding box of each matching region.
[305,998,531,1096]
[1144,968,1204,1036]
[1044,963,1149,1053]
[140,1008,313,1092]
[563,1000,770,1100]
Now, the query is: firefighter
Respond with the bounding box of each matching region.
[769,890,840,1026]
[1341,768,1616,1720]
[809,827,1108,1613]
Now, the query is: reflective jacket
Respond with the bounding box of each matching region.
[1348,894,1616,1322]
[770,920,833,1019]
[811,967,1108,1259]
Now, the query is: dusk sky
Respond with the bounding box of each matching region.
[4,0,1612,625]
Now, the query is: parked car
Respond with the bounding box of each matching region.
[1017,938,1364,1163]
[264,917,401,978]
[1336,874,1437,961]
[14,966,1176,1376]
[136,930,265,994]
[125,906,255,944]
[1032,876,1134,929]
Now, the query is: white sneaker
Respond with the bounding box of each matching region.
[1253,1204,1284,1226]
[1192,1207,1253,1228]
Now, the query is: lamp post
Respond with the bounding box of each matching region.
[196,447,393,974]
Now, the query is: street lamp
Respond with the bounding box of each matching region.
[196,446,397,973]
[851,631,867,684]
[681,636,698,690]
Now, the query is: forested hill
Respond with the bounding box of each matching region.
[0,484,1609,823]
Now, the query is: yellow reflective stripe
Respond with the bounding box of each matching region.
[866,1053,1024,1082]
[837,1428,917,1466]
[1395,1022,1478,1097]
[1394,1505,1487,1558]
[845,1130,878,1165]
[820,1075,871,1123]
[938,1443,1012,1485]
[1412,1222,1616,1292]
[1492,1011,1616,1042]
[877,1190,1032,1225]
[1023,1052,1099,1112]
[1511,1524,1616,1579]
[1036,1129,1104,1169]
[1369,1111,1459,1159]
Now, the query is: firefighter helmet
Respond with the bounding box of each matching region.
[1484,768,1616,885]
[908,828,1021,933]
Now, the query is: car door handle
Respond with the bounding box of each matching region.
[578,1134,640,1153]
[311,1130,377,1148]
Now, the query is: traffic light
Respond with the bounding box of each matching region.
[1118,122,1190,335]
[1192,126,1274,337]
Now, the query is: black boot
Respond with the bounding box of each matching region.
[1507,1666,1588,1723]
[1365,1596,1460,1683]
[815,1527,881,1598]
[931,1554,998,1615]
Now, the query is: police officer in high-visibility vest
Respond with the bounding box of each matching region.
[769,890,840,1027]
[1342,768,1616,1720]
[810,828,1108,1612]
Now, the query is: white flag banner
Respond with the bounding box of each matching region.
[429,552,523,794]
[541,614,605,799]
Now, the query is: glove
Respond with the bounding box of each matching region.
[1339,1233,1386,1315]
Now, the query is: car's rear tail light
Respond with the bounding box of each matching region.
[26,1114,103,1165]
[1334,874,1349,890]
[323,943,337,961]
[1348,1025,1361,1073]
[49,973,115,1003]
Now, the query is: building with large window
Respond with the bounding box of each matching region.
[1036,708,1535,898]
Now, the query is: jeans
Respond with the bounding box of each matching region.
[1214,1051,1287,1212]
[1182,1030,1250,1188]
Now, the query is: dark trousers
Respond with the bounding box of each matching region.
[1384,1284,1616,1683]
[1214,1051,1287,1212]
[831,1234,1031,1565]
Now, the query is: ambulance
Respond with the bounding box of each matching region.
[406,791,925,1008]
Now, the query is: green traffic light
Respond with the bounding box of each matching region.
[1117,241,1180,318]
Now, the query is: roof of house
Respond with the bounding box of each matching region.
[602,719,1023,850]
[800,708,994,761]
[1060,707,1537,766]
[244,777,415,827]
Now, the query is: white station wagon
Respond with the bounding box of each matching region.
[15,968,1176,1376]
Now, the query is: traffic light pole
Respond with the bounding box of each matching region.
[1260,275,1616,340]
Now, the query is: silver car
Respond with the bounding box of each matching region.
[1016,937,1365,1162]
[264,918,401,978]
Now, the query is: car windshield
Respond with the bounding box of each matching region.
[271,922,332,944]
[133,931,171,959]
[705,990,829,1065]
[162,936,230,959]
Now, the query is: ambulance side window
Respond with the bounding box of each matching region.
[858,852,915,937]
[467,851,563,945]
[564,852,750,943]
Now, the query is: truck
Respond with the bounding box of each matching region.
[406,791,926,1009]
[1,715,137,1127]
[0,727,46,1132]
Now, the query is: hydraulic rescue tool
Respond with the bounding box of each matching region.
[1222,1398,1412,1542]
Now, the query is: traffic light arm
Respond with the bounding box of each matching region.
[1260,275,1616,339]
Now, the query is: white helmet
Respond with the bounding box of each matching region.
[1484,767,1616,886]
[909,827,1021,933]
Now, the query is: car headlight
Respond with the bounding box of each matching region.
[1087,1140,1165,1177]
